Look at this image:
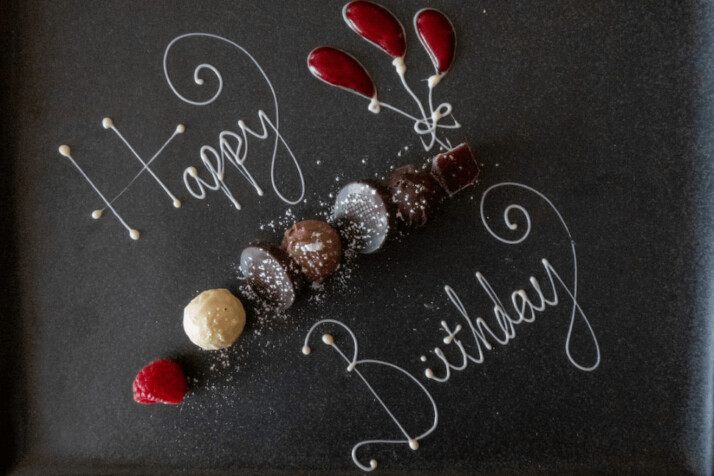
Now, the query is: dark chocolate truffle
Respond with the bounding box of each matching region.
[388,165,444,228]
[240,245,301,311]
[332,181,394,254]
[282,220,341,283]
[430,143,480,196]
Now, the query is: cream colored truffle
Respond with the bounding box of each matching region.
[183,289,246,350]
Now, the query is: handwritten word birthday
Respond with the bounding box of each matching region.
[303,182,601,471]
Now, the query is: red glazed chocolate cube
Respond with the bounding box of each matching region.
[430,143,480,196]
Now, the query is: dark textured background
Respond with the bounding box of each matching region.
[2,0,713,474]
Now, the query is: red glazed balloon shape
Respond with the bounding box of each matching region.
[343,1,407,59]
[414,8,456,87]
[308,46,380,112]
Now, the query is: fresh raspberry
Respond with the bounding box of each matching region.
[132,359,188,405]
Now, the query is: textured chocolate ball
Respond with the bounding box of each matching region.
[388,165,444,228]
[183,289,246,350]
[240,245,301,311]
[282,220,341,283]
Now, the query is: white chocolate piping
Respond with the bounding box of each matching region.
[303,319,438,472]
[92,118,184,219]
[164,33,305,206]
[422,183,601,381]
[58,145,139,240]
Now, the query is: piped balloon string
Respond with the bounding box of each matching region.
[377,100,456,151]
[308,2,460,152]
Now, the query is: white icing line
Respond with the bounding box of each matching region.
[375,100,455,151]
[219,129,263,196]
[184,147,242,210]
[427,85,461,142]
[425,183,601,381]
[396,68,440,149]
[96,118,183,216]
[303,319,438,472]
[58,145,139,240]
[164,33,305,205]
[481,182,600,371]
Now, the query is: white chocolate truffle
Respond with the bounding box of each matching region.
[183,289,246,350]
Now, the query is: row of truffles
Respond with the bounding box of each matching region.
[181,143,479,350]
[237,142,480,313]
[239,219,343,312]
[142,144,480,402]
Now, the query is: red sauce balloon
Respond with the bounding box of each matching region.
[415,8,456,75]
[343,1,406,58]
[307,46,376,99]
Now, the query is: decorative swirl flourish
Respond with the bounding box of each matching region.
[163,33,243,106]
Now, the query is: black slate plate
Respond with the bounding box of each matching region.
[2,1,713,474]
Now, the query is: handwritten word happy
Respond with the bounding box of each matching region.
[59,33,305,240]
[164,33,305,210]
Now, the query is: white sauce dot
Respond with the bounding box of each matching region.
[368,97,380,114]
[409,439,419,450]
[129,229,140,240]
[302,345,311,355]
[425,368,434,379]
[321,334,334,345]
[91,209,103,219]
[58,145,71,157]
[102,117,113,129]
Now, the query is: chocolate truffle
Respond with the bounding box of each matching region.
[282,220,341,283]
[388,165,444,228]
[240,245,301,311]
[430,143,480,196]
[332,181,394,253]
[183,289,246,350]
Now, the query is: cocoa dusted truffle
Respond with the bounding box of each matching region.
[388,165,444,228]
[332,181,394,253]
[240,245,301,311]
[430,143,480,196]
[282,220,341,283]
